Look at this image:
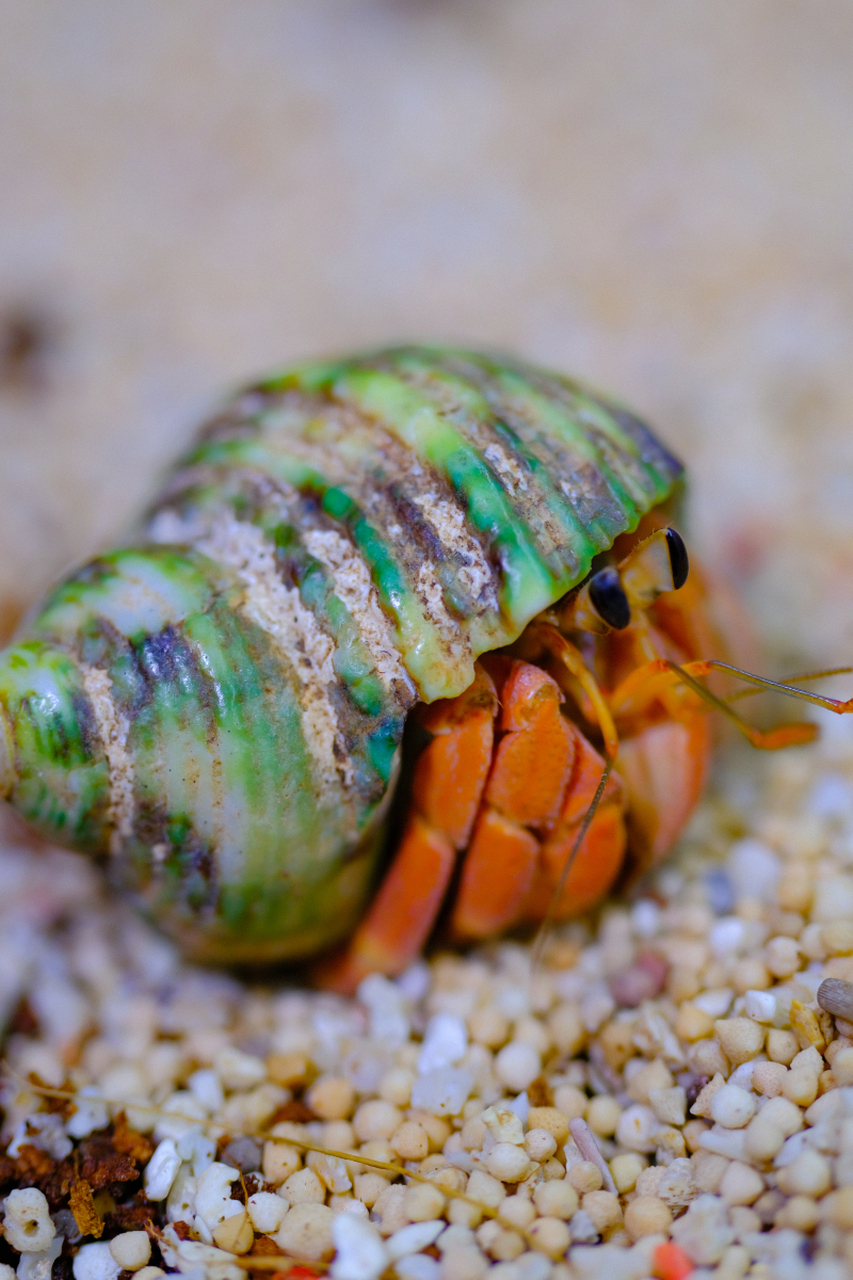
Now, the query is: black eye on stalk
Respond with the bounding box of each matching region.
[588,568,631,630]
[665,527,689,590]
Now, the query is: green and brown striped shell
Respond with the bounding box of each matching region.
[0,347,683,961]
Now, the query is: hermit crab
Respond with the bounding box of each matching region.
[0,345,846,987]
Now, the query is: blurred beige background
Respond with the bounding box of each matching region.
[2,0,853,667]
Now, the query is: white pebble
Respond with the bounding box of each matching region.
[386,1221,446,1260]
[710,917,746,957]
[144,1138,183,1201]
[494,1042,541,1092]
[187,1067,225,1113]
[744,990,776,1023]
[176,1127,216,1177]
[247,1191,289,1234]
[631,899,660,937]
[108,1232,151,1271]
[66,1086,110,1139]
[418,1014,468,1073]
[710,1084,758,1129]
[194,1161,244,1236]
[410,1067,473,1116]
[72,1242,121,1280]
[727,838,779,902]
[215,1045,267,1090]
[17,1239,62,1280]
[481,1105,525,1146]
[2,1189,55,1254]
[693,988,734,1018]
[395,1255,441,1280]
[358,973,410,1046]
[0,1265,15,1280]
[330,1212,389,1280]
[152,1090,207,1142]
[698,1127,748,1160]
[615,1105,658,1153]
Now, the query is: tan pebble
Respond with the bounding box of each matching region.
[323,1120,356,1150]
[540,1157,566,1180]
[714,1017,765,1065]
[777,1149,832,1197]
[782,1066,819,1108]
[626,1059,674,1105]
[823,1184,853,1229]
[213,1209,254,1255]
[789,1001,826,1051]
[775,1195,821,1232]
[391,1120,429,1161]
[372,1183,409,1236]
[426,1165,467,1195]
[597,1019,636,1071]
[548,1004,586,1056]
[759,1095,804,1137]
[609,1153,644,1194]
[523,1128,557,1162]
[447,1198,482,1229]
[719,1161,764,1206]
[767,1029,800,1065]
[799,922,828,962]
[485,1142,533,1183]
[689,1071,726,1118]
[752,1061,788,1097]
[410,1109,452,1151]
[468,1008,510,1047]
[731,958,771,995]
[584,1095,622,1137]
[108,1232,152,1271]
[497,1196,536,1229]
[714,1244,751,1280]
[404,1181,445,1222]
[476,1220,524,1261]
[527,1217,571,1258]
[514,1014,551,1054]
[624,1195,672,1239]
[582,1190,622,1232]
[728,1206,760,1241]
[533,1180,579,1219]
[765,935,800,978]
[667,965,702,1004]
[266,1051,312,1089]
[648,1086,686,1127]
[822,920,853,956]
[439,1246,489,1280]
[305,1076,355,1121]
[262,1140,301,1187]
[356,1139,396,1170]
[777,868,813,913]
[133,1270,165,1280]
[675,1003,715,1042]
[527,1106,570,1145]
[460,1117,488,1151]
[353,1099,402,1142]
[635,1165,663,1196]
[567,1161,602,1193]
[682,1119,709,1152]
[275,1202,334,1261]
[744,1115,785,1162]
[690,1151,730,1194]
[831,1045,853,1085]
[552,1083,587,1120]
[353,1173,389,1207]
[466,1170,507,1209]
[283,1167,325,1205]
[655,1125,687,1161]
[378,1068,415,1107]
[688,1037,730,1079]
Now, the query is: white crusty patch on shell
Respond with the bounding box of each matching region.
[409,490,497,609]
[483,442,529,494]
[302,528,416,702]
[80,664,134,855]
[198,515,353,795]
[415,563,471,670]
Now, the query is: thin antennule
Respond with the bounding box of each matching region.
[531,757,615,973]
[723,666,853,704]
[665,660,818,749]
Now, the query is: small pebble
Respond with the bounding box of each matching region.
[108,1233,151,1272]
[494,1042,541,1092]
[709,1084,758,1129]
[2,1188,55,1253]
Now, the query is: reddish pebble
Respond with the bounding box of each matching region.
[610,950,669,1007]
[652,1241,693,1280]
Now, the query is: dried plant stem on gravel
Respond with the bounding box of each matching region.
[4,728,853,1279]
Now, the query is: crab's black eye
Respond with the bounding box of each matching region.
[665,527,689,590]
[588,568,631,630]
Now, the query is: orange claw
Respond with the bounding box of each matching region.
[450,809,541,941]
[413,663,497,848]
[313,814,455,991]
[483,660,576,832]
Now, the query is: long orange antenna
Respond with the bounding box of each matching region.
[666,660,817,749]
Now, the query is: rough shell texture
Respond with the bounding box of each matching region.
[0,347,682,960]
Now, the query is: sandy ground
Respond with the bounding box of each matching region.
[1,1,853,667]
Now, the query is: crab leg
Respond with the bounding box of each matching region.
[314,665,498,989]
